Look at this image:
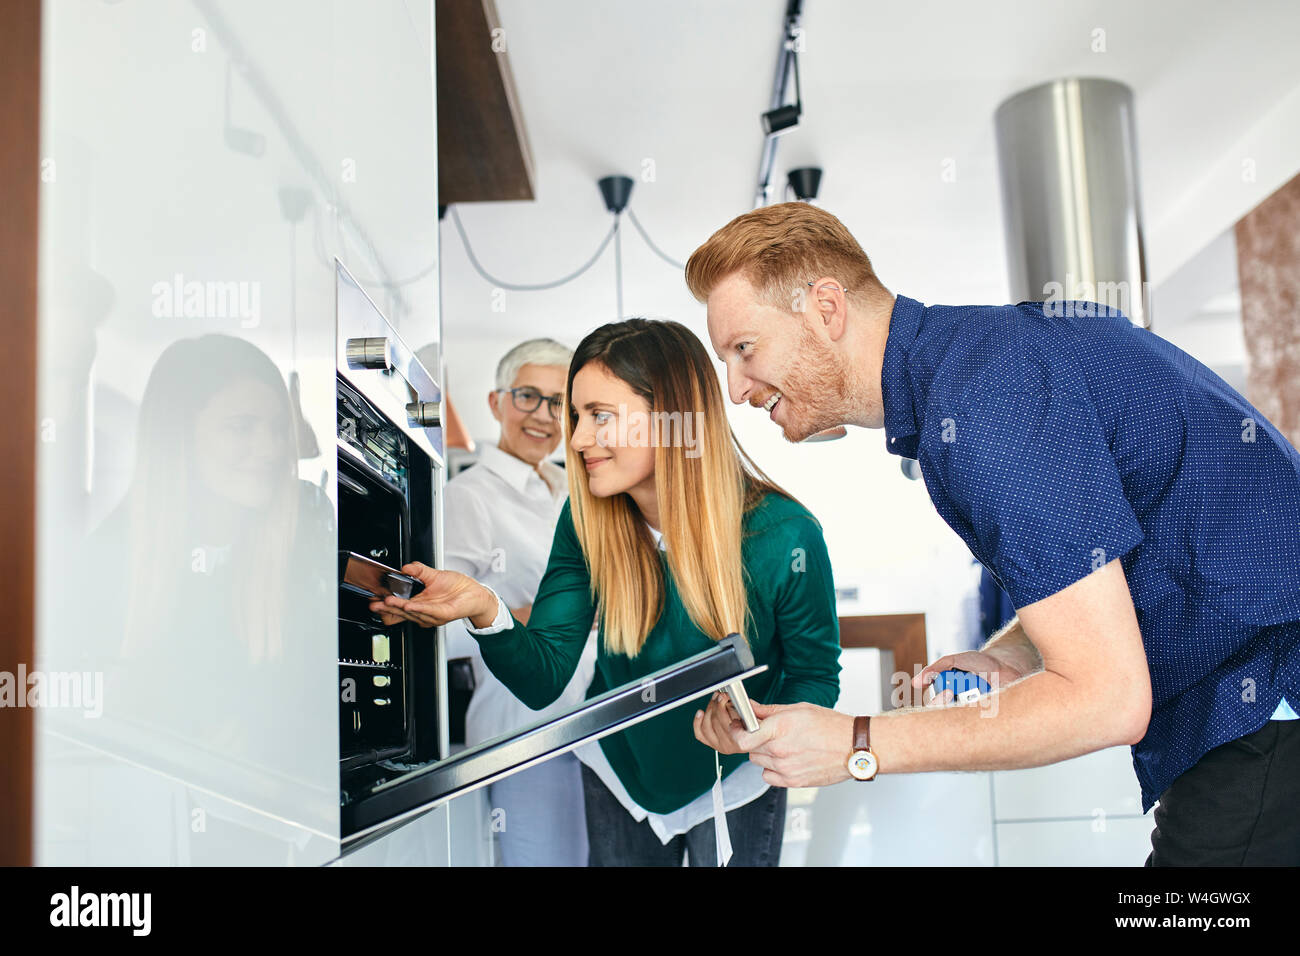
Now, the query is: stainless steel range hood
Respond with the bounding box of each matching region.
[995,77,1150,328]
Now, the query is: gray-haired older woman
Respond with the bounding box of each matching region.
[441,337,597,867]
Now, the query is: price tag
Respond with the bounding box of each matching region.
[712,750,732,866]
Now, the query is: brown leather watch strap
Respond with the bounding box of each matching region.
[853,715,870,752]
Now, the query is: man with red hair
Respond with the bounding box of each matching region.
[689,201,1300,866]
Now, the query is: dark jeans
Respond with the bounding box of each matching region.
[581,764,787,867]
[1146,719,1300,865]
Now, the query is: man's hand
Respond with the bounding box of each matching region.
[869,559,1152,776]
[913,651,1020,706]
[367,562,498,629]
[913,617,1041,705]
[722,701,856,788]
[692,692,746,755]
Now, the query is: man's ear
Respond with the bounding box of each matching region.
[811,276,850,341]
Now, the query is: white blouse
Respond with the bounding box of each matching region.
[442,443,596,747]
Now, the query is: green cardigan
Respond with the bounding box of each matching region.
[473,490,841,814]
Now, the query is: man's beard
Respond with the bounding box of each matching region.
[775,324,859,443]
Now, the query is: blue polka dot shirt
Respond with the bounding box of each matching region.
[881,294,1300,812]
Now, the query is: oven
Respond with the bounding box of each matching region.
[335,260,447,821]
[336,378,440,777]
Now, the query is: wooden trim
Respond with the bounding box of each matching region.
[436,0,536,204]
[838,613,928,700]
[0,0,41,867]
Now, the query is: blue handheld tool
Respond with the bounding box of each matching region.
[930,669,992,702]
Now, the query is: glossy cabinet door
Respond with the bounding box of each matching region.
[35,0,439,866]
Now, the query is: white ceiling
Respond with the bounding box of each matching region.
[40,0,1299,428]
[440,0,1300,347]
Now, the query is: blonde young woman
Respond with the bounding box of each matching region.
[373,319,840,866]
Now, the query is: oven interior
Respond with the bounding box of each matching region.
[337,376,440,809]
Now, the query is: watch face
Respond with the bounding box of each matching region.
[848,750,878,781]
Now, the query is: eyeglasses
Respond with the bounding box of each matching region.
[498,386,564,418]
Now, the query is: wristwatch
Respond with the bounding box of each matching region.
[847,715,879,781]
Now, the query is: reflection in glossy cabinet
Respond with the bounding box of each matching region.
[35,0,440,865]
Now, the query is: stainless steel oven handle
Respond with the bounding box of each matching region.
[406,401,441,428]
[725,680,761,732]
[345,336,441,430]
[345,336,393,371]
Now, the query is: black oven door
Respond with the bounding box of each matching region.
[340,636,764,852]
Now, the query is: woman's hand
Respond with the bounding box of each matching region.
[367,562,498,629]
[693,692,748,755]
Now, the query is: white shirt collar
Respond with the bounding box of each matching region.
[477,442,565,499]
[646,523,667,551]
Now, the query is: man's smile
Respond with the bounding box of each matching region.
[753,389,784,421]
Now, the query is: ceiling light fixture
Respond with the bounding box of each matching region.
[754,0,806,207]
[787,166,822,202]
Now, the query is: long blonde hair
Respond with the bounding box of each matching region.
[120,335,301,664]
[564,319,793,657]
